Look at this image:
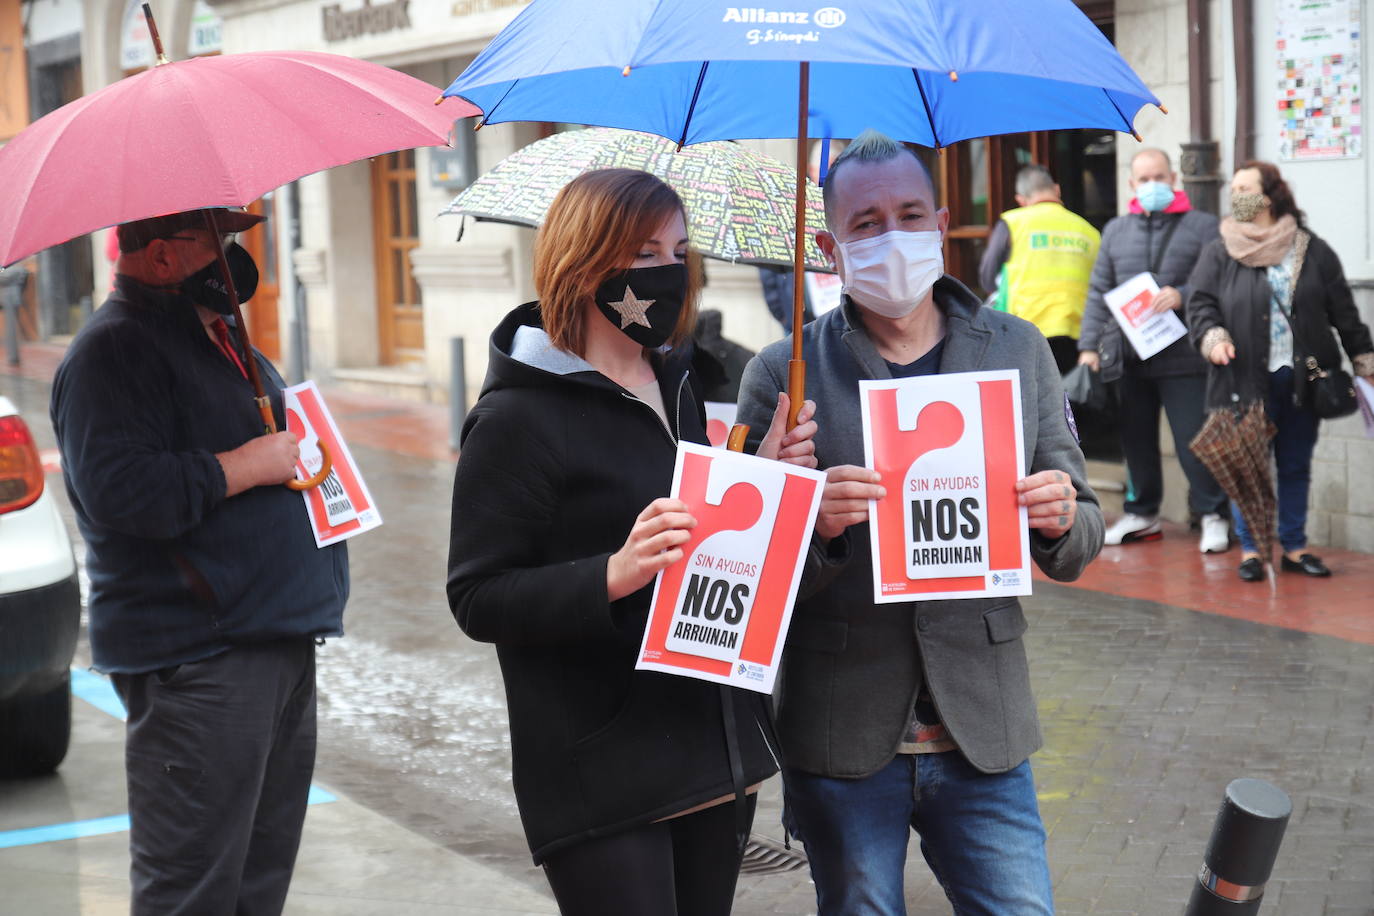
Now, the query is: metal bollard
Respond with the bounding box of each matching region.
[1185,778,1291,915]
[449,336,467,452]
[3,299,18,366]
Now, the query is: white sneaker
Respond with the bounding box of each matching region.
[1104,513,1162,545]
[1199,513,1230,553]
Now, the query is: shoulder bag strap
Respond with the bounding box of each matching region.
[1149,213,1184,277]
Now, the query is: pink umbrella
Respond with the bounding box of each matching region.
[0,44,475,266]
[0,5,476,489]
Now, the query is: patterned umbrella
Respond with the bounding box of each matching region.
[445,127,830,271]
[1189,402,1278,576]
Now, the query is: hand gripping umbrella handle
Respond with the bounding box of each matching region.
[199,210,333,494]
[286,440,332,492]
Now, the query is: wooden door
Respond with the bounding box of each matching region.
[239,194,280,361]
[931,133,1042,298]
[371,151,424,365]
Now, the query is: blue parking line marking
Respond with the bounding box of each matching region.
[307,786,337,804]
[0,814,131,849]
[71,666,127,720]
[0,786,337,850]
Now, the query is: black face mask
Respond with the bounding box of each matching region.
[181,242,259,315]
[593,263,688,348]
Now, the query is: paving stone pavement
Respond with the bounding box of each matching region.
[730,582,1374,915]
[7,342,1372,913]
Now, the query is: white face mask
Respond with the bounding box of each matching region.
[835,229,944,319]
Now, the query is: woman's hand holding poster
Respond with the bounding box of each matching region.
[860,370,1032,602]
[636,443,825,694]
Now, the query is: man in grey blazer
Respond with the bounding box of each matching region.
[738,131,1104,915]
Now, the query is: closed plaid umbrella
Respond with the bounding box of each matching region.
[1189,402,1278,575]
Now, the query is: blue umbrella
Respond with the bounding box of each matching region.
[442,0,1161,424]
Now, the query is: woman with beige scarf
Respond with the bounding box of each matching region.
[1188,160,1374,583]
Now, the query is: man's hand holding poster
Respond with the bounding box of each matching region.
[636,443,825,694]
[860,370,1032,602]
[1103,272,1188,360]
[283,381,383,548]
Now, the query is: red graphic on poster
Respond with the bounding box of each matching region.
[637,443,825,693]
[1120,289,1154,327]
[861,371,1029,602]
[283,381,383,548]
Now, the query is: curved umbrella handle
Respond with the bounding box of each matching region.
[286,441,332,491]
[726,424,750,453]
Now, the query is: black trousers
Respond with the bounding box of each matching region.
[542,794,757,916]
[1116,371,1228,517]
[111,640,317,916]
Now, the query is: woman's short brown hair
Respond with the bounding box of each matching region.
[1239,160,1306,226]
[534,168,700,355]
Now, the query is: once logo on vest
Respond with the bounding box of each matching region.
[1029,231,1092,253]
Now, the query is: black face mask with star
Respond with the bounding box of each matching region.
[593,263,688,348]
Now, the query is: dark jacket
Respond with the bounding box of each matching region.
[447,304,779,864]
[736,279,1103,778]
[692,309,756,402]
[1080,204,1218,382]
[50,276,349,674]
[1187,232,1374,410]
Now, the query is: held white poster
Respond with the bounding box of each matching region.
[704,401,737,448]
[859,370,1031,603]
[1103,272,1188,361]
[636,442,825,693]
[282,381,383,548]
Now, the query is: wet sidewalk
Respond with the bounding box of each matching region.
[5,340,1374,913]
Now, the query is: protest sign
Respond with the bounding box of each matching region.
[804,270,843,315]
[637,443,825,693]
[704,401,738,448]
[1104,272,1188,360]
[283,381,383,548]
[1356,375,1374,438]
[860,370,1031,602]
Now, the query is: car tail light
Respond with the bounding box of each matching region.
[0,414,45,514]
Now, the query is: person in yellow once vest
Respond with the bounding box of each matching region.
[979,164,1101,373]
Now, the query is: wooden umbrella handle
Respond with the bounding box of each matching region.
[725,424,750,452]
[286,441,332,491]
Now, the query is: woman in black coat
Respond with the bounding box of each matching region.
[1188,160,1374,582]
[447,169,816,915]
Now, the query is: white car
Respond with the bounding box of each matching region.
[0,394,80,776]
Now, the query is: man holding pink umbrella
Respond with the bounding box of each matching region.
[50,208,349,915]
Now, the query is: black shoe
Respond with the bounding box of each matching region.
[1237,557,1264,582]
[1281,553,1332,577]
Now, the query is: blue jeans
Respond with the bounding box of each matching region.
[1232,366,1320,555]
[783,754,1053,915]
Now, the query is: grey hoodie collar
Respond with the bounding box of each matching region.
[509,325,598,376]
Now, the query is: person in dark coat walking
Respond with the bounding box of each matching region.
[447,169,817,916]
[1078,148,1230,552]
[1188,161,1374,582]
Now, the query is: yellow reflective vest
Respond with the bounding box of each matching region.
[996,202,1100,339]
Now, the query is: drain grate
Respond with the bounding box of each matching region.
[740,834,810,876]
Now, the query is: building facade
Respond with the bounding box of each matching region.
[12,0,1374,549]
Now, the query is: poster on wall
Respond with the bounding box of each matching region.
[1276,0,1363,160]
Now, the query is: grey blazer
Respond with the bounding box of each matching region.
[737,277,1104,778]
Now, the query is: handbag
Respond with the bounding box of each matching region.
[1274,233,1359,419]
[1062,362,1108,413]
[1297,355,1358,419]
